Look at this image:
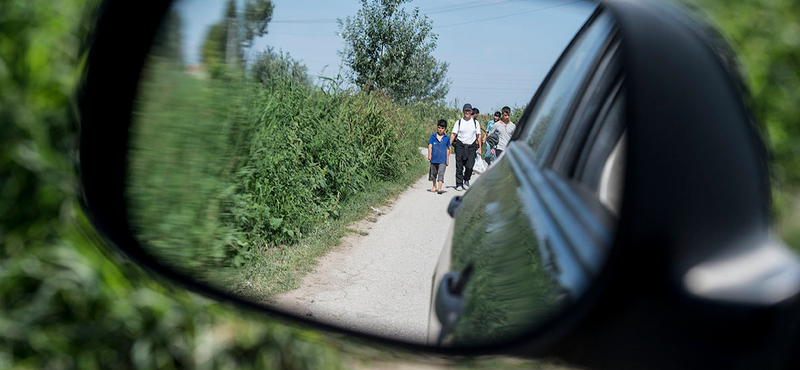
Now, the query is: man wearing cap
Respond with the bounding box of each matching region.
[451,104,482,191]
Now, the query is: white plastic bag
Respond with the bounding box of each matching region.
[472,153,487,174]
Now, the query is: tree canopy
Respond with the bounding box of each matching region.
[338,0,451,104]
[201,0,274,75]
[251,47,311,88]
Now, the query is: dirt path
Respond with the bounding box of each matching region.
[270,150,484,344]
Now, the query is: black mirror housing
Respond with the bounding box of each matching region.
[75,0,800,368]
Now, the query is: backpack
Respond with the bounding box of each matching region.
[487,129,500,147]
[454,119,479,144]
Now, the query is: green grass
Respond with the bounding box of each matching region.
[230,157,427,301]
[129,59,244,284]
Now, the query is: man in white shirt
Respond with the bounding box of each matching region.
[487,106,517,159]
[451,103,482,191]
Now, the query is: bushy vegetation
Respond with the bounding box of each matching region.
[241,85,429,240]
[0,0,349,368]
[251,47,311,87]
[129,24,460,294]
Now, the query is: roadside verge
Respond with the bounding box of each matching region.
[229,153,429,302]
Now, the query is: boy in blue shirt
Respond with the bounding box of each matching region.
[427,119,451,194]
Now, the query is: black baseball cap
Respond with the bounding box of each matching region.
[462,103,472,111]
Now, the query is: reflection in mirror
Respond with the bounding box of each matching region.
[430,9,623,346]
[128,0,611,346]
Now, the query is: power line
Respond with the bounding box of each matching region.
[420,0,502,12]
[450,85,538,88]
[451,79,541,83]
[424,0,530,15]
[452,82,543,86]
[448,72,545,78]
[448,70,547,76]
[454,88,540,92]
[436,0,586,28]
[450,82,541,87]
[267,1,511,23]
[448,78,544,82]
[270,18,337,24]
[265,0,565,25]
[268,31,341,37]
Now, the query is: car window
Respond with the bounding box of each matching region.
[574,89,626,215]
[520,11,616,162]
[549,40,621,174]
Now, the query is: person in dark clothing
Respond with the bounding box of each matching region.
[484,111,501,165]
[450,104,482,191]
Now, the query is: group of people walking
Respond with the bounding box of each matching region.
[427,103,517,194]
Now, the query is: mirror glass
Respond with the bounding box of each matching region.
[128,0,620,347]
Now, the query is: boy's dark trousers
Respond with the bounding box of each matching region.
[454,141,477,187]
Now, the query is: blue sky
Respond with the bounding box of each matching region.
[173,0,597,111]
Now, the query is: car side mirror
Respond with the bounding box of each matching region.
[77,0,800,367]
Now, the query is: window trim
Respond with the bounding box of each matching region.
[510,6,606,142]
[547,38,622,175]
[573,83,626,189]
[514,15,619,159]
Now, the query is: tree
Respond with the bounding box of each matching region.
[251,47,311,88]
[201,22,225,65]
[338,0,451,104]
[201,22,227,77]
[201,0,274,75]
[243,0,275,49]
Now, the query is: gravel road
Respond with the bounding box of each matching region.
[271,149,485,344]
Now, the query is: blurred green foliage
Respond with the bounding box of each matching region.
[129,60,245,277]
[510,106,526,126]
[694,0,800,185]
[680,0,800,247]
[0,0,348,368]
[200,0,274,76]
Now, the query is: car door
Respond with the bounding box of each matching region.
[429,8,625,347]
